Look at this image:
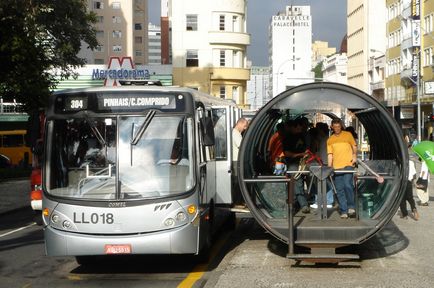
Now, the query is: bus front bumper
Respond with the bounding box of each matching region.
[44,222,199,256]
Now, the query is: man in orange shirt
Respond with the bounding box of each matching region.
[268,122,286,172]
[327,118,357,219]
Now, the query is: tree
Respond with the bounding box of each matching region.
[0,0,98,112]
[312,61,323,82]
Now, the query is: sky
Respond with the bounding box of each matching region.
[148,1,347,66]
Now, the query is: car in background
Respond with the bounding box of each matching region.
[30,167,43,225]
[0,153,12,168]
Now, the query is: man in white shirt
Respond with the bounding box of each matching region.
[232,118,248,161]
[232,118,248,210]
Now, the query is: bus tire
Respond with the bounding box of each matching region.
[75,256,97,266]
[33,212,43,226]
[197,204,214,262]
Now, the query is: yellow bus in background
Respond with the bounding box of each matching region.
[0,130,32,166]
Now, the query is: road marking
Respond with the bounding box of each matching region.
[177,232,231,288]
[0,222,37,238]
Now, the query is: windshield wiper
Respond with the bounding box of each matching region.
[83,112,106,146]
[131,109,157,145]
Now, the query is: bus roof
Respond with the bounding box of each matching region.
[53,86,238,109]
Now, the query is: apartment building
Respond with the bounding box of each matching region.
[170,0,250,107]
[81,0,149,65]
[148,23,161,64]
[386,0,434,139]
[347,0,386,93]
[322,53,348,84]
[312,41,337,68]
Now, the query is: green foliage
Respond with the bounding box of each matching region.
[0,0,98,112]
[312,61,323,82]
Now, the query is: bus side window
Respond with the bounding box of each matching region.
[212,109,227,160]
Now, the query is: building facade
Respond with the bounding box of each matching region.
[322,53,348,84]
[347,0,386,93]
[170,0,250,108]
[80,0,149,65]
[246,66,271,110]
[385,0,434,139]
[148,23,162,64]
[312,41,337,69]
[269,5,314,97]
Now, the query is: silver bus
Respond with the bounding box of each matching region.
[41,86,241,263]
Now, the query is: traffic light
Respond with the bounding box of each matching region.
[429,114,434,122]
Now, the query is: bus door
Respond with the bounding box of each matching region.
[212,106,238,205]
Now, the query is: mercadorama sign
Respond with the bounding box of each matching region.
[92,57,150,86]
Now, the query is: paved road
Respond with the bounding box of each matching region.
[0,178,30,215]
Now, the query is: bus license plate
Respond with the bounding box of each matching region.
[104,244,132,254]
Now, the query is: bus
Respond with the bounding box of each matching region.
[0,130,32,166]
[41,86,241,264]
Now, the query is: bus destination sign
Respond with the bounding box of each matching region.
[64,97,88,111]
[97,94,177,111]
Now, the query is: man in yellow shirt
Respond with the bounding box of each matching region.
[327,118,357,219]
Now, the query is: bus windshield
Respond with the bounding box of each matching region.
[47,115,194,200]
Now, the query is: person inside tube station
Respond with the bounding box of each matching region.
[327,118,358,219]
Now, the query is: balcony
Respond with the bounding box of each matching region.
[370,80,385,91]
[208,31,250,46]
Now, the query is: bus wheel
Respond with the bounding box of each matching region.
[225,212,237,230]
[197,205,214,262]
[33,213,42,226]
[75,256,97,266]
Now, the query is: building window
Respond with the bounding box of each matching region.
[219,15,225,31]
[232,86,239,103]
[424,14,433,33]
[220,50,225,66]
[95,59,104,64]
[96,30,104,38]
[112,30,122,38]
[219,86,226,99]
[135,23,142,30]
[232,15,239,32]
[112,2,121,9]
[186,14,198,31]
[113,45,122,52]
[186,50,199,67]
[95,45,104,52]
[112,16,121,23]
[424,47,433,66]
[135,36,142,44]
[135,50,143,57]
[93,1,103,9]
[97,16,104,23]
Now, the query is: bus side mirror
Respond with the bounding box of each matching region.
[202,117,215,146]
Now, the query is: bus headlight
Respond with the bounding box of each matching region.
[62,220,72,229]
[176,212,187,221]
[164,218,175,227]
[51,214,60,223]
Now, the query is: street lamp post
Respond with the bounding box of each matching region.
[406,50,422,142]
[274,57,301,96]
[416,52,421,142]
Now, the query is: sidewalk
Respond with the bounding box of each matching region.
[0,178,30,214]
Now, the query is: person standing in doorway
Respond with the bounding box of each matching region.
[232,118,249,210]
[327,118,357,219]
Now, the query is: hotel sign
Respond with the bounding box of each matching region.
[272,15,311,27]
